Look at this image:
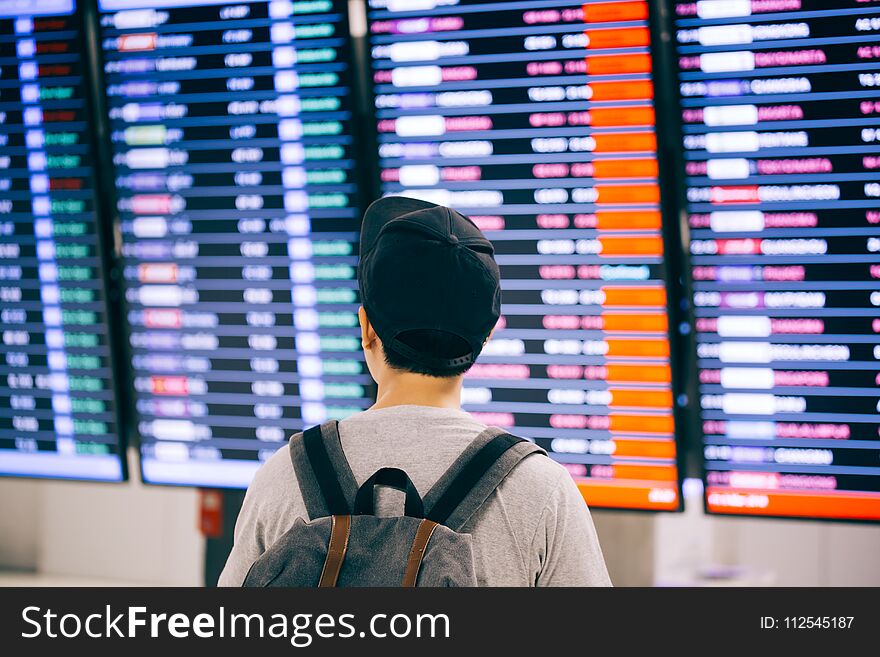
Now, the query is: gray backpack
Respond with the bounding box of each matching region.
[242,420,546,587]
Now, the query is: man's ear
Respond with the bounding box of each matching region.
[358,306,377,350]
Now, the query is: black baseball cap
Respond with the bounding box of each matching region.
[358,196,501,371]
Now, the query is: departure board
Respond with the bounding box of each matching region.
[98,0,367,488]
[0,0,124,481]
[675,0,880,521]
[368,0,681,511]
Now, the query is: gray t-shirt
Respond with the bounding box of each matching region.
[218,405,611,587]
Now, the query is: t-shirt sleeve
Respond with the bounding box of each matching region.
[217,444,306,586]
[530,468,613,587]
[216,478,268,587]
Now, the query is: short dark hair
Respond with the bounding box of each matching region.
[383,329,482,378]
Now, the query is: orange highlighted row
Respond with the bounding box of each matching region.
[707,488,880,521]
[604,362,672,384]
[606,338,670,359]
[597,183,660,205]
[586,53,652,75]
[591,106,655,128]
[608,464,678,482]
[592,157,658,178]
[586,26,650,49]
[601,286,667,308]
[575,479,679,510]
[591,80,654,102]
[609,388,673,409]
[595,210,661,230]
[583,1,648,24]
[613,438,677,460]
[597,183,659,203]
[609,412,674,435]
[601,313,668,333]
[599,235,663,257]
[593,132,657,153]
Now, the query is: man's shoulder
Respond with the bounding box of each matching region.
[241,438,306,545]
[249,439,297,493]
[502,447,571,499]
[469,446,579,557]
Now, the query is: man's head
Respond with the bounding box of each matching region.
[357,196,501,382]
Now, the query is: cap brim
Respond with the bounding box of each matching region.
[360,195,439,257]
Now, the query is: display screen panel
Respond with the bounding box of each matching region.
[98,0,368,487]
[673,0,880,521]
[0,0,124,481]
[368,0,682,510]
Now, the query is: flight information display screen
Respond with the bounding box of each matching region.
[98,0,368,487]
[675,0,880,521]
[0,0,124,481]
[368,0,682,511]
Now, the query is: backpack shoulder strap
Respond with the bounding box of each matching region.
[423,427,547,532]
[288,420,358,519]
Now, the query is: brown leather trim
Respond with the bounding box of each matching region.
[401,519,439,587]
[318,514,351,587]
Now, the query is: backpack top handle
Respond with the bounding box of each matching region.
[354,467,425,518]
[291,422,546,528]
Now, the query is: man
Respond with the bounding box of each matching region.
[219,196,611,586]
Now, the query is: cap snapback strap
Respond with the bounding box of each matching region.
[388,336,475,370]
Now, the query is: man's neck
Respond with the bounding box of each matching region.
[371,372,463,411]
